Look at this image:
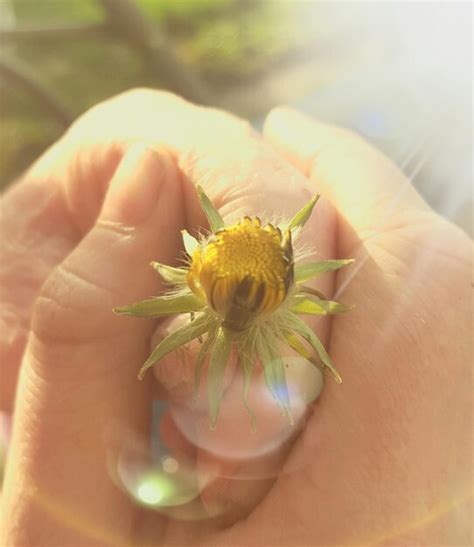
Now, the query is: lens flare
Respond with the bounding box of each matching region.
[137,477,164,505]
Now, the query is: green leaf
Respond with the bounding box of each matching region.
[194,327,218,394]
[197,185,225,232]
[182,230,199,256]
[208,328,234,430]
[150,262,188,284]
[113,293,204,317]
[237,344,256,431]
[288,194,320,231]
[290,296,353,315]
[256,330,292,420]
[295,259,354,283]
[138,313,214,379]
[283,314,342,383]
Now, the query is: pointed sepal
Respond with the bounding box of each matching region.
[139,313,214,379]
[150,262,188,284]
[197,185,225,232]
[207,327,234,430]
[281,314,342,383]
[256,331,293,422]
[290,296,353,315]
[194,328,218,394]
[295,259,354,283]
[288,194,320,231]
[182,230,200,256]
[113,293,204,317]
[237,344,257,431]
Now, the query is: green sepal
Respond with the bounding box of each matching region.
[298,285,327,300]
[283,331,313,361]
[181,230,199,256]
[283,331,326,372]
[288,194,320,231]
[282,314,342,383]
[194,327,218,394]
[295,259,354,283]
[138,313,214,379]
[237,344,256,431]
[208,327,234,430]
[197,185,225,232]
[113,293,204,318]
[256,331,292,421]
[150,262,188,284]
[290,296,353,315]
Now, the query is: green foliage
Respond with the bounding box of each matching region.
[137,0,234,21]
[12,0,102,23]
[1,0,306,189]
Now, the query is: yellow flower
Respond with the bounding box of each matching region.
[188,217,293,331]
[114,186,353,429]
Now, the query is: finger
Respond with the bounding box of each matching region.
[0,147,184,546]
[263,106,431,255]
[0,140,126,411]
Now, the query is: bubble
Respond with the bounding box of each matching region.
[105,419,223,520]
[168,356,324,477]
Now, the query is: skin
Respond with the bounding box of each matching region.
[0,90,471,546]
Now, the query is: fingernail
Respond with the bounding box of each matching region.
[102,144,169,225]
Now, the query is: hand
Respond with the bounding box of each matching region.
[0,91,471,546]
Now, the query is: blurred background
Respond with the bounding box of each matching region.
[0,0,472,233]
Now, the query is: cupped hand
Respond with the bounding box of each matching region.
[0,90,471,546]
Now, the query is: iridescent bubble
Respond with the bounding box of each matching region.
[105,420,223,520]
[169,355,324,477]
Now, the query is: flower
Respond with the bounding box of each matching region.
[114,186,353,429]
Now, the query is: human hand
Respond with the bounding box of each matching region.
[0,91,471,546]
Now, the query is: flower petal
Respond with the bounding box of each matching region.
[150,261,188,284]
[207,327,234,429]
[113,293,204,317]
[139,313,214,379]
[282,314,342,383]
[197,185,225,232]
[295,259,354,283]
[288,194,320,230]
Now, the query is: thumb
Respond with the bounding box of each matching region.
[0,146,184,546]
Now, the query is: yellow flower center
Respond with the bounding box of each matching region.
[188,217,294,331]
